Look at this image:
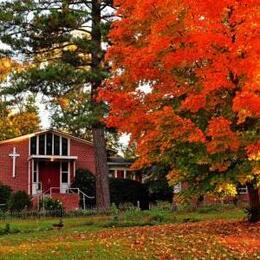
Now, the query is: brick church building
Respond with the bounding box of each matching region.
[0,129,137,211]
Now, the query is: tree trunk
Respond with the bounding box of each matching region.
[91,0,110,212]
[246,182,260,222]
[93,126,110,212]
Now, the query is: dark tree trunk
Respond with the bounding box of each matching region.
[246,182,260,222]
[92,126,110,212]
[90,0,110,212]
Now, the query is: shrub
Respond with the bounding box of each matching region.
[118,202,136,211]
[150,201,172,211]
[148,209,170,223]
[244,207,260,223]
[41,197,63,211]
[71,169,96,208]
[8,191,32,212]
[124,208,144,221]
[149,211,166,223]
[0,183,12,211]
[110,203,119,221]
[145,179,173,203]
[0,223,20,235]
[110,178,149,209]
[72,169,149,210]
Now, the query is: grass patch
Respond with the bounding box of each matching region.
[0,206,253,259]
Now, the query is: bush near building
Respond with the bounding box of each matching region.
[8,191,32,212]
[0,183,12,210]
[72,169,149,209]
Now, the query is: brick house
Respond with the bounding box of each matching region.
[0,129,135,211]
[173,182,253,206]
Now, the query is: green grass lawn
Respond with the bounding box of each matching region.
[0,207,259,259]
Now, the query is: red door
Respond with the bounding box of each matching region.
[39,161,60,193]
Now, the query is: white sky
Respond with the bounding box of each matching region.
[37,98,50,129]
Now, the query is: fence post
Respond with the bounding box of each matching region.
[83,195,86,210]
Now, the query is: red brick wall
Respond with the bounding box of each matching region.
[0,139,29,193]
[0,137,97,196]
[70,140,96,175]
[52,193,80,211]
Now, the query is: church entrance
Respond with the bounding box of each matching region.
[39,161,60,194]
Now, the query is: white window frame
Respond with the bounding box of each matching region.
[32,160,41,195]
[31,134,69,156]
[60,161,70,193]
[32,160,39,183]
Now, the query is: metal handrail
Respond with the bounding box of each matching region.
[33,186,95,211]
[66,187,95,210]
[50,187,61,196]
[66,188,95,199]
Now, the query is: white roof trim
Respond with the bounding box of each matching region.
[28,155,78,161]
[0,129,117,152]
[0,129,93,146]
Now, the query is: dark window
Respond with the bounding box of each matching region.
[61,162,68,183]
[33,161,37,183]
[62,162,68,172]
[46,133,53,155]
[39,134,45,155]
[109,170,115,178]
[33,172,37,183]
[62,172,68,183]
[30,136,37,155]
[62,138,68,156]
[54,135,60,155]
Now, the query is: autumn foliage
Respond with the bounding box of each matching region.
[100,0,260,199]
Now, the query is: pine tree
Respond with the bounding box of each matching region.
[0,0,115,211]
[50,89,121,150]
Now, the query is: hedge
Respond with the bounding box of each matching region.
[71,169,149,210]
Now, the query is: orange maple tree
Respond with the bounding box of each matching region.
[100,0,260,221]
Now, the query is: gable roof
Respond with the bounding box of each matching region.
[0,129,94,146]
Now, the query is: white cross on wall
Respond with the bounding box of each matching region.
[9,147,20,178]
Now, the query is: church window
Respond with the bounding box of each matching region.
[46,133,53,155]
[39,134,45,155]
[62,137,68,156]
[30,133,69,156]
[54,135,60,155]
[30,136,37,155]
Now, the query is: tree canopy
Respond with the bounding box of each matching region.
[100,0,260,216]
